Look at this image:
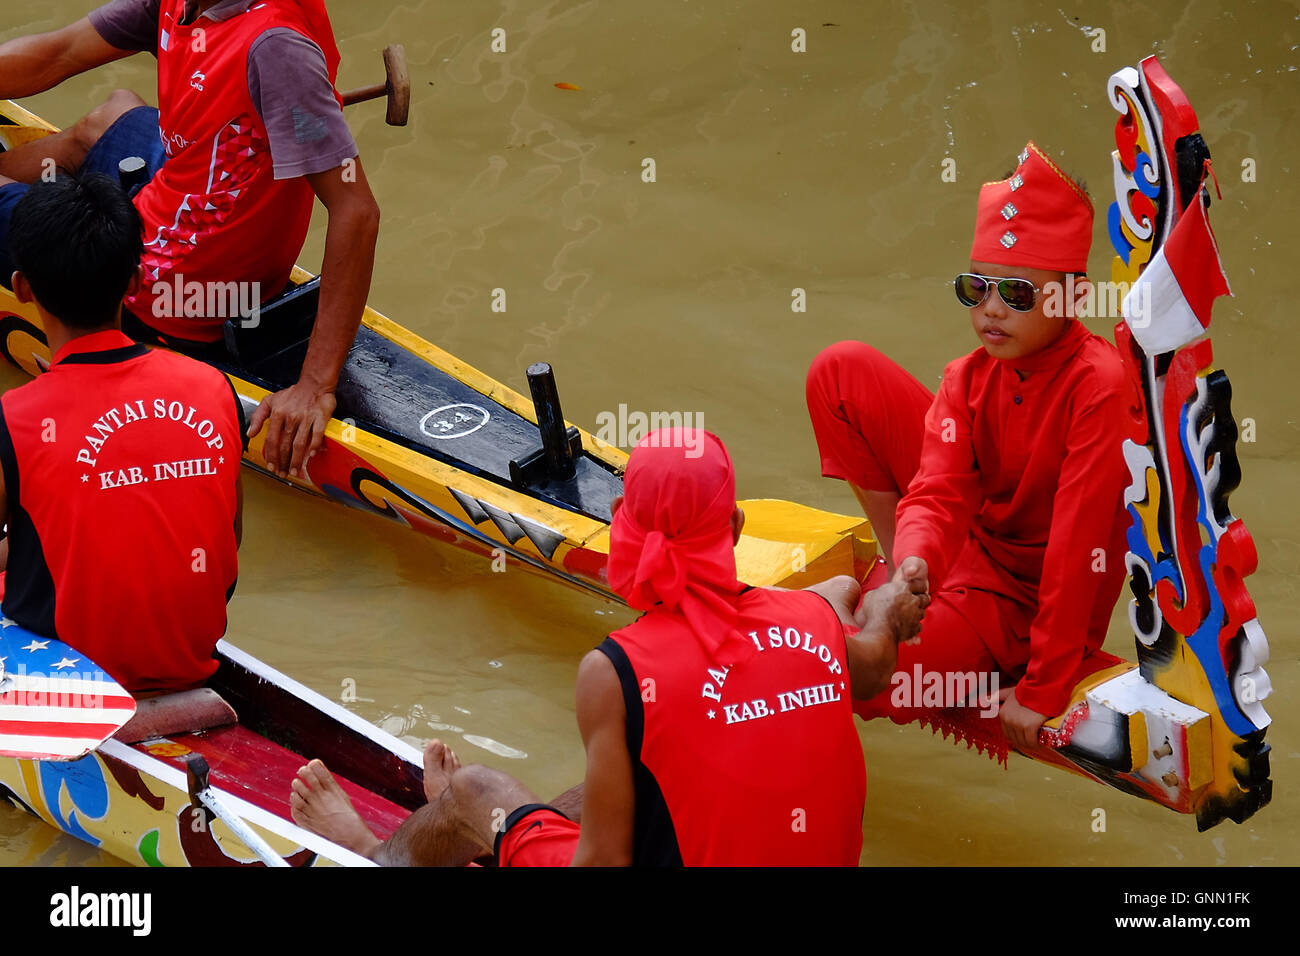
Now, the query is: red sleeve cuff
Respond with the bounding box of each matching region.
[1013,681,1070,720]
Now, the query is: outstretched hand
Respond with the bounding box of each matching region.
[854,558,929,643]
[247,381,337,478]
[897,555,929,598]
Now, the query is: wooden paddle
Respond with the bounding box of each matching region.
[339,44,410,126]
[186,754,291,867]
[0,621,136,761]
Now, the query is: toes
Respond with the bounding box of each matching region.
[303,758,335,790]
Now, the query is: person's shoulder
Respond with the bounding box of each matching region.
[249,24,324,53]
[0,372,51,415]
[938,345,990,393]
[145,348,235,395]
[247,25,328,74]
[1066,326,1130,397]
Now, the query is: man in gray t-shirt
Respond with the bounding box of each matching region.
[0,0,380,481]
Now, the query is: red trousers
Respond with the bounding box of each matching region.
[806,341,1033,723]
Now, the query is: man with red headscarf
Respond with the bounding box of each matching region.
[0,0,379,480]
[285,428,928,865]
[805,141,1136,751]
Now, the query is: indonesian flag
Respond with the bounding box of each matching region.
[1122,194,1232,355]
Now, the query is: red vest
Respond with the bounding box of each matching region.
[603,587,866,865]
[0,331,242,692]
[127,0,339,340]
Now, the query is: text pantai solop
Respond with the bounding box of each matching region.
[77,398,228,468]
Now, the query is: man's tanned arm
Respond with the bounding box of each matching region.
[247,159,380,478]
[0,18,134,99]
[807,561,928,700]
[569,649,635,866]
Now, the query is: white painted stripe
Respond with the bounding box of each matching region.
[216,641,425,766]
[0,704,135,723]
[0,734,100,756]
[1124,248,1206,354]
[205,125,225,194]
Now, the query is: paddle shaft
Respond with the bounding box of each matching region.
[341,83,386,105]
[195,787,291,867]
[186,755,290,867]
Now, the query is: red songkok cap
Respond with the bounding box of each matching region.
[608,429,754,667]
[970,141,1093,273]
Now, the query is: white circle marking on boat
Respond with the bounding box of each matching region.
[419,403,491,440]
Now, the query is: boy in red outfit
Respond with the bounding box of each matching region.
[805,141,1136,751]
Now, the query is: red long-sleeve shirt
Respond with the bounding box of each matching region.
[892,319,1135,716]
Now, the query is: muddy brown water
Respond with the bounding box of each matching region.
[0,0,1296,866]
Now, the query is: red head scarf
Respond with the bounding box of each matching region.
[971,141,1093,273]
[608,429,754,667]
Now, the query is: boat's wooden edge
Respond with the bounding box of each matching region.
[97,738,378,866]
[288,262,629,477]
[0,100,57,132]
[215,639,425,770]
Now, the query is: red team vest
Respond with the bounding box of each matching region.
[602,587,866,865]
[126,0,339,340]
[0,332,243,692]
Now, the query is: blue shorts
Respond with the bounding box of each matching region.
[80,104,167,188]
[0,105,165,288]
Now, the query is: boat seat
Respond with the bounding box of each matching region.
[114,687,238,743]
[222,277,321,371]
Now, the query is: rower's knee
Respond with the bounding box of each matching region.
[72,89,147,154]
[447,763,537,824]
[807,341,891,390]
[448,764,512,804]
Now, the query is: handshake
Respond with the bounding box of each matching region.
[855,556,931,644]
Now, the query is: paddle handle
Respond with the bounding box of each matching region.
[186,755,291,867]
[343,83,386,104]
[339,44,410,126]
[526,363,577,481]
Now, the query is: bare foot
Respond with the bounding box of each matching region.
[422,738,462,804]
[289,759,382,857]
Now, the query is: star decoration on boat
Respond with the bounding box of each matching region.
[52,657,80,670]
[1,618,16,628]
[707,710,715,719]
[21,639,49,652]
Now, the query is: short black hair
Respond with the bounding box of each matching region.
[9,170,144,330]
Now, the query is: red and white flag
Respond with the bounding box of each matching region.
[0,623,136,760]
[1123,194,1232,354]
